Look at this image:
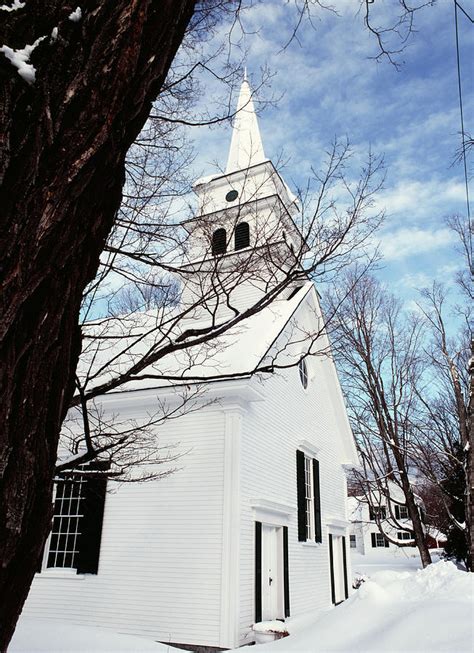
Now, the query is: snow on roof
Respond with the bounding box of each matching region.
[347,496,364,521]
[426,527,447,541]
[192,173,221,188]
[79,283,313,394]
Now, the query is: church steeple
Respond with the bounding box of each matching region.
[187,72,304,269]
[225,76,266,174]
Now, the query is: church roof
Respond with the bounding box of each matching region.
[225,76,267,174]
[79,283,314,394]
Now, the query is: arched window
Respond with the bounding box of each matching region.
[212,228,227,256]
[234,222,250,251]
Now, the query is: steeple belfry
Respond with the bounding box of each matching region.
[225,77,266,174]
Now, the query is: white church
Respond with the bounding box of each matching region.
[23,78,358,650]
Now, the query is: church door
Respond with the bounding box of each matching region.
[261,524,284,620]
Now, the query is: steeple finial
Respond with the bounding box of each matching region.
[225,73,266,174]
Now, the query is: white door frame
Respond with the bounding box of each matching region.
[329,533,348,605]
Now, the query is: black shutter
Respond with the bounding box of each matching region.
[212,228,227,256]
[255,522,262,623]
[328,534,335,604]
[384,537,390,548]
[283,526,290,618]
[76,464,108,574]
[313,459,322,543]
[342,536,348,599]
[371,533,377,548]
[235,222,250,250]
[369,506,375,520]
[394,504,400,520]
[296,450,307,542]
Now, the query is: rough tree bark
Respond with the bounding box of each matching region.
[0,1,196,648]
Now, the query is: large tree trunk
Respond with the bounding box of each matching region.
[401,477,432,568]
[0,2,196,649]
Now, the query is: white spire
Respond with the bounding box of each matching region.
[225,76,266,174]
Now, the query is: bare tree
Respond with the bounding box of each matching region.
[413,282,471,567]
[58,139,384,483]
[326,272,432,566]
[362,0,436,67]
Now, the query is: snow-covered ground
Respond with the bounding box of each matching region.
[351,547,435,579]
[9,619,172,652]
[260,559,473,653]
[10,559,473,653]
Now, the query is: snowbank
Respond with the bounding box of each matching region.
[9,562,472,652]
[259,561,473,652]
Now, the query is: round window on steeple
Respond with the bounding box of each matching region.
[225,189,238,202]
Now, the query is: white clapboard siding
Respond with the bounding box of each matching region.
[238,300,351,644]
[23,407,226,647]
[23,294,354,650]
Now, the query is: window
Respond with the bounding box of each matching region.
[47,476,84,569]
[376,533,388,547]
[397,531,415,542]
[350,534,357,548]
[296,451,322,543]
[369,505,386,521]
[395,504,409,520]
[299,359,308,389]
[41,465,108,575]
[234,222,250,250]
[225,189,238,202]
[212,228,227,256]
[304,456,314,540]
[371,532,389,548]
[225,190,239,202]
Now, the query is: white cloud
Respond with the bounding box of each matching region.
[379,226,456,261]
[375,178,466,222]
[397,271,431,290]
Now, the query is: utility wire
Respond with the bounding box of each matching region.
[453,0,473,271]
[455,1,474,22]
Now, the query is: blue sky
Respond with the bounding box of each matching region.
[182,0,473,309]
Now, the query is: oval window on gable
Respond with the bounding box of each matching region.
[212,228,227,256]
[234,222,250,251]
